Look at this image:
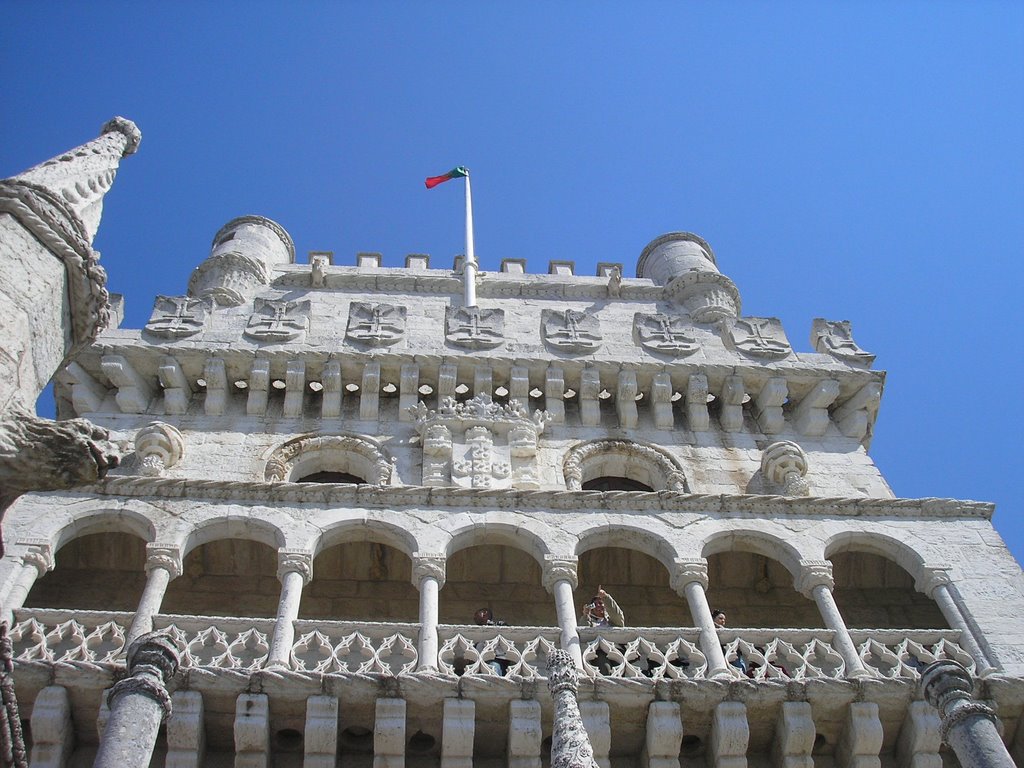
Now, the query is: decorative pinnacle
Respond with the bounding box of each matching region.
[100,116,141,156]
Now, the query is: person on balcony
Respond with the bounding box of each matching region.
[580,587,625,675]
[474,607,510,676]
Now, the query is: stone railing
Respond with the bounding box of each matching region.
[8,610,975,681]
[289,619,419,675]
[437,624,562,678]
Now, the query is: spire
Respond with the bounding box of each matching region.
[11,116,141,245]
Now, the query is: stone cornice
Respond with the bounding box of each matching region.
[62,477,995,519]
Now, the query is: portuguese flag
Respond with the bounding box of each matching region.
[424,166,469,189]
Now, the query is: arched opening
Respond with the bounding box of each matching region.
[265,433,392,484]
[830,550,948,629]
[577,546,686,627]
[443,545,553,626]
[300,542,417,621]
[297,470,366,484]
[582,476,654,492]
[24,532,147,611]
[705,551,821,628]
[162,539,279,618]
[563,439,688,492]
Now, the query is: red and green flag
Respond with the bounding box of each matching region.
[424,166,469,189]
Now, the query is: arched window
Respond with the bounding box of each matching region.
[297,470,367,484]
[563,439,687,492]
[582,476,654,492]
[265,433,392,485]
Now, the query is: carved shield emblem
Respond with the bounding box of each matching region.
[811,318,874,366]
[725,317,791,359]
[542,309,602,353]
[634,313,699,357]
[244,298,311,342]
[346,302,406,347]
[445,306,504,349]
[145,296,208,338]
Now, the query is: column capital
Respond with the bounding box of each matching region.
[145,544,182,579]
[542,556,578,592]
[796,559,834,598]
[276,550,313,585]
[411,553,446,589]
[670,558,708,594]
[16,539,54,575]
[915,565,952,597]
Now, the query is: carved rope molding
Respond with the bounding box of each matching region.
[562,438,689,492]
[263,433,393,485]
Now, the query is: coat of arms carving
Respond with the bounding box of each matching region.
[542,309,602,353]
[724,317,791,360]
[346,302,406,347]
[244,298,311,342]
[811,318,874,366]
[445,306,504,350]
[634,313,699,357]
[410,394,551,490]
[145,296,208,338]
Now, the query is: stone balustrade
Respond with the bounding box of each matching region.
[10,608,976,682]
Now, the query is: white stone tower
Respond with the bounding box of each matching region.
[1,133,1022,766]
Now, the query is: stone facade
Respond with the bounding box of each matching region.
[1,134,1023,766]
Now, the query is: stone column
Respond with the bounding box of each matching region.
[126,544,182,646]
[94,632,180,768]
[921,660,1014,768]
[917,566,995,676]
[547,649,599,768]
[265,550,312,669]
[670,558,730,678]
[1,541,53,622]
[543,557,583,668]
[796,560,870,678]
[412,554,446,671]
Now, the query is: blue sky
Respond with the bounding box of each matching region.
[3,3,1022,565]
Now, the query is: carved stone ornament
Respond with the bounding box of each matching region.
[346,302,406,347]
[135,421,185,476]
[811,318,875,366]
[796,559,834,598]
[562,439,688,492]
[759,440,810,497]
[244,298,311,342]
[145,545,183,579]
[915,566,953,598]
[445,306,504,350]
[542,557,579,592]
[277,551,314,584]
[542,309,602,353]
[546,650,600,768]
[411,554,447,588]
[724,317,792,359]
[144,295,208,339]
[264,433,393,485]
[633,312,699,357]
[669,558,709,593]
[410,394,551,490]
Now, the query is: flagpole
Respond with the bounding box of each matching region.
[464,172,477,307]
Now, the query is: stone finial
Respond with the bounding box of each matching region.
[760,441,810,496]
[145,544,183,579]
[135,421,185,476]
[638,233,741,321]
[276,551,313,585]
[547,650,600,768]
[670,558,709,594]
[542,557,579,592]
[9,117,141,245]
[411,554,446,589]
[795,560,834,598]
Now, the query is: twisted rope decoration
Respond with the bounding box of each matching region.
[0,624,27,768]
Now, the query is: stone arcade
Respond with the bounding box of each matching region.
[1,125,1023,767]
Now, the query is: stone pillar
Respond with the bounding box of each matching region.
[669,558,730,678]
[442,698,475,768]
[896,700,942,768]
[374,697,406,768]
[917,566,995,675]
[710,701,749,768]
[126,544,182,646]
[94,632,180,768]
[543,557,583,668]
[304,694,339,768]
[166,690,205,768]
[2,541,53,622]
[643,701,683,768]
[508,699,542,768]
[921,660,1015,768]
[796,560,870,678]
[234,693,270,768]
[265,550,312,669]
[836,702,883,768]
[772,701,815,768]
[412,554,445,671]
[547,650,599,768]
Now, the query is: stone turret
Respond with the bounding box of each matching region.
[187,215,295,306]
[636,232,741,322]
